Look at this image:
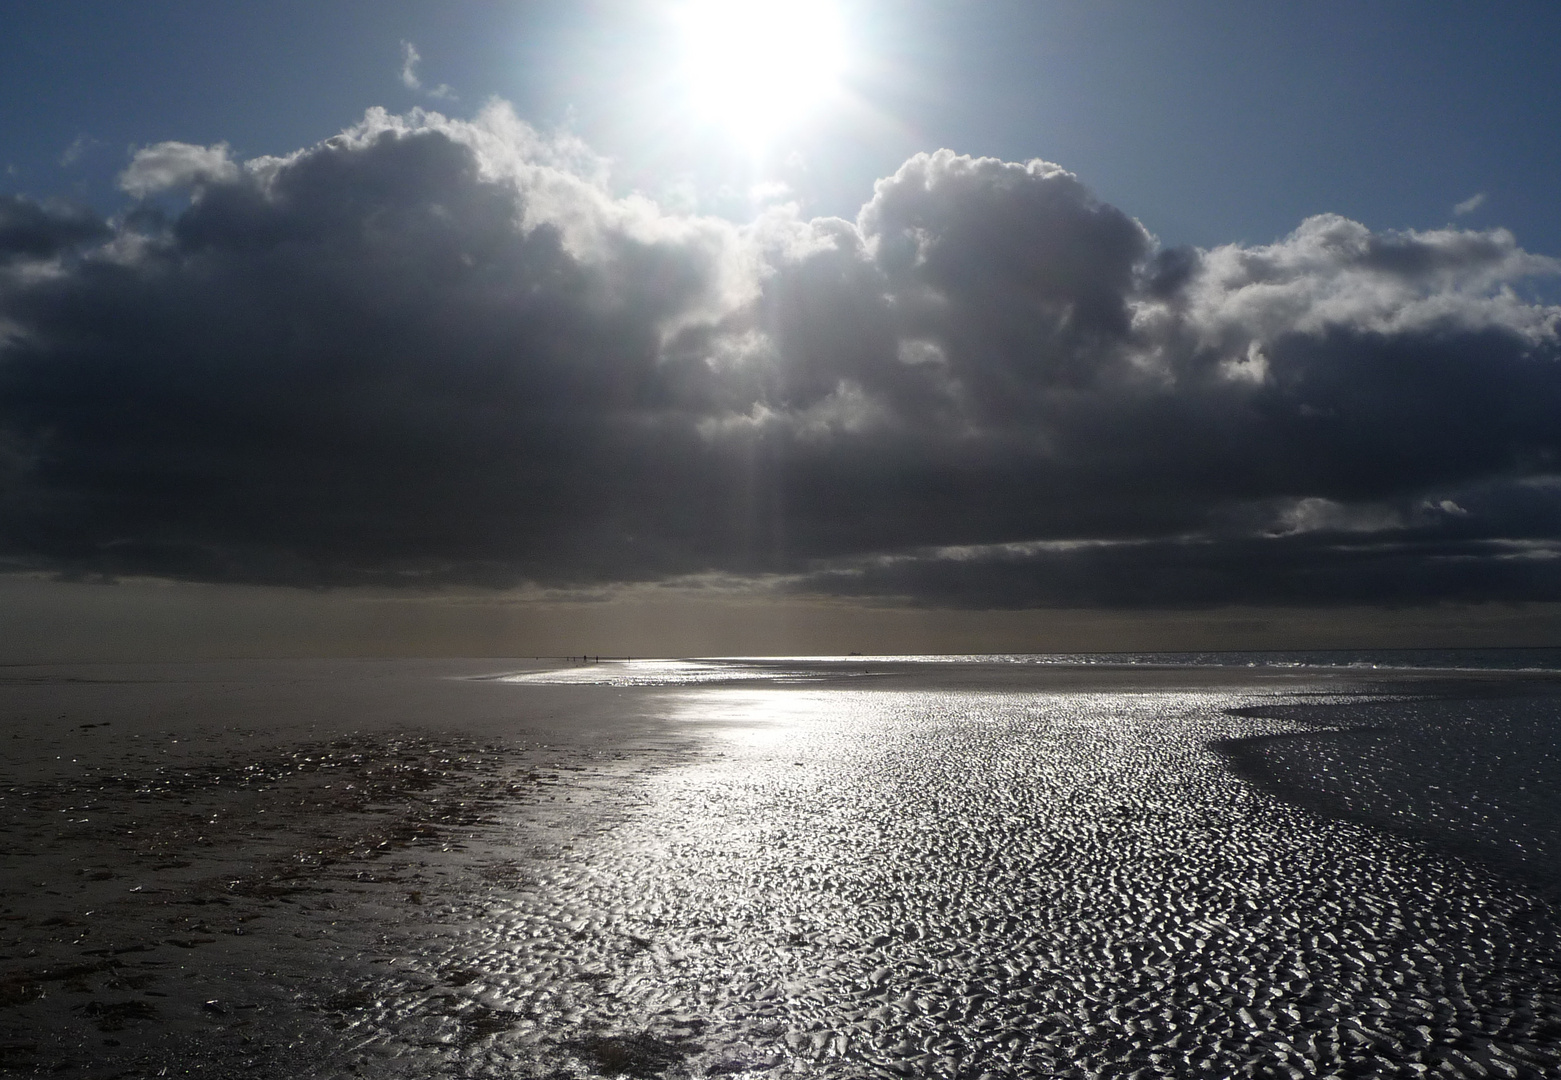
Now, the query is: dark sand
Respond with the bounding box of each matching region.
[3,658,1561,1078]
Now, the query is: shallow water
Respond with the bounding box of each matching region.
[5,664,1561,1078]
[321,684,1561,1078]
[1222,692,1561,894]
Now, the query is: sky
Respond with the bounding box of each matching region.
[3,0,1561,657]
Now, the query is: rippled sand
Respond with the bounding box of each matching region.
[3,659,1560,1078]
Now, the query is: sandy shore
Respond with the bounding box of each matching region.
[0,659,698,1076]
[4,658,1561,1078]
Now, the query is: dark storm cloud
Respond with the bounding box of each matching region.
[0,195,109,261]
[1,105,1559,605]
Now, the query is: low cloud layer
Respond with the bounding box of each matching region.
[2,104,1559,607]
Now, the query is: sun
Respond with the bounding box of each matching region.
[676,0,848,149]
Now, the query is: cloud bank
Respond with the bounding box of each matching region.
[1,103,1559,608]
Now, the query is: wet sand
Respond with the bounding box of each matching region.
[3,658,1561,1078]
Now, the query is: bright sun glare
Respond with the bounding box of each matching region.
[676,0,847,147]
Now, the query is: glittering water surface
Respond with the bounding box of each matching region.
[497,660,820,686]
[337,685,1561,1079]
[6,668,1561,1078]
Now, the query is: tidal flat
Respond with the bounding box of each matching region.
[2,657,1560,1078]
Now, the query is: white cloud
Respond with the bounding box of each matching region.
[118,141,240,197]
[896,339,946,366]
[400,40,456,101]
[1270,498,1405,536]
[1218,341,1269,384]
[59,134,100,167]
[1454,192,1487,216]
[1184,213,1561,354]
[748,180,793,205]
[400,41,422,90]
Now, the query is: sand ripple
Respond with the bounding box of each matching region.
[330,688,1561,1078]
[6,681,1561,1078]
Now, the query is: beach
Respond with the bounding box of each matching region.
[3,657,1561,1078]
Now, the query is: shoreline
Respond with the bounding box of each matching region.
[1216,686,1561,902]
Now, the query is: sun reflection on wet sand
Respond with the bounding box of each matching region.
[334,682,1561,1078]
[5,661,1561,1077]
[665,689,837,751]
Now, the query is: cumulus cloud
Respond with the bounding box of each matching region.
[1,104,1559,607]
[119,141,241,197]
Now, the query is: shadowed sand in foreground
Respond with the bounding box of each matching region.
[2,658,1560,1078]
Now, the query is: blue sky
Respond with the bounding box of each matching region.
[5,0,1560,254]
